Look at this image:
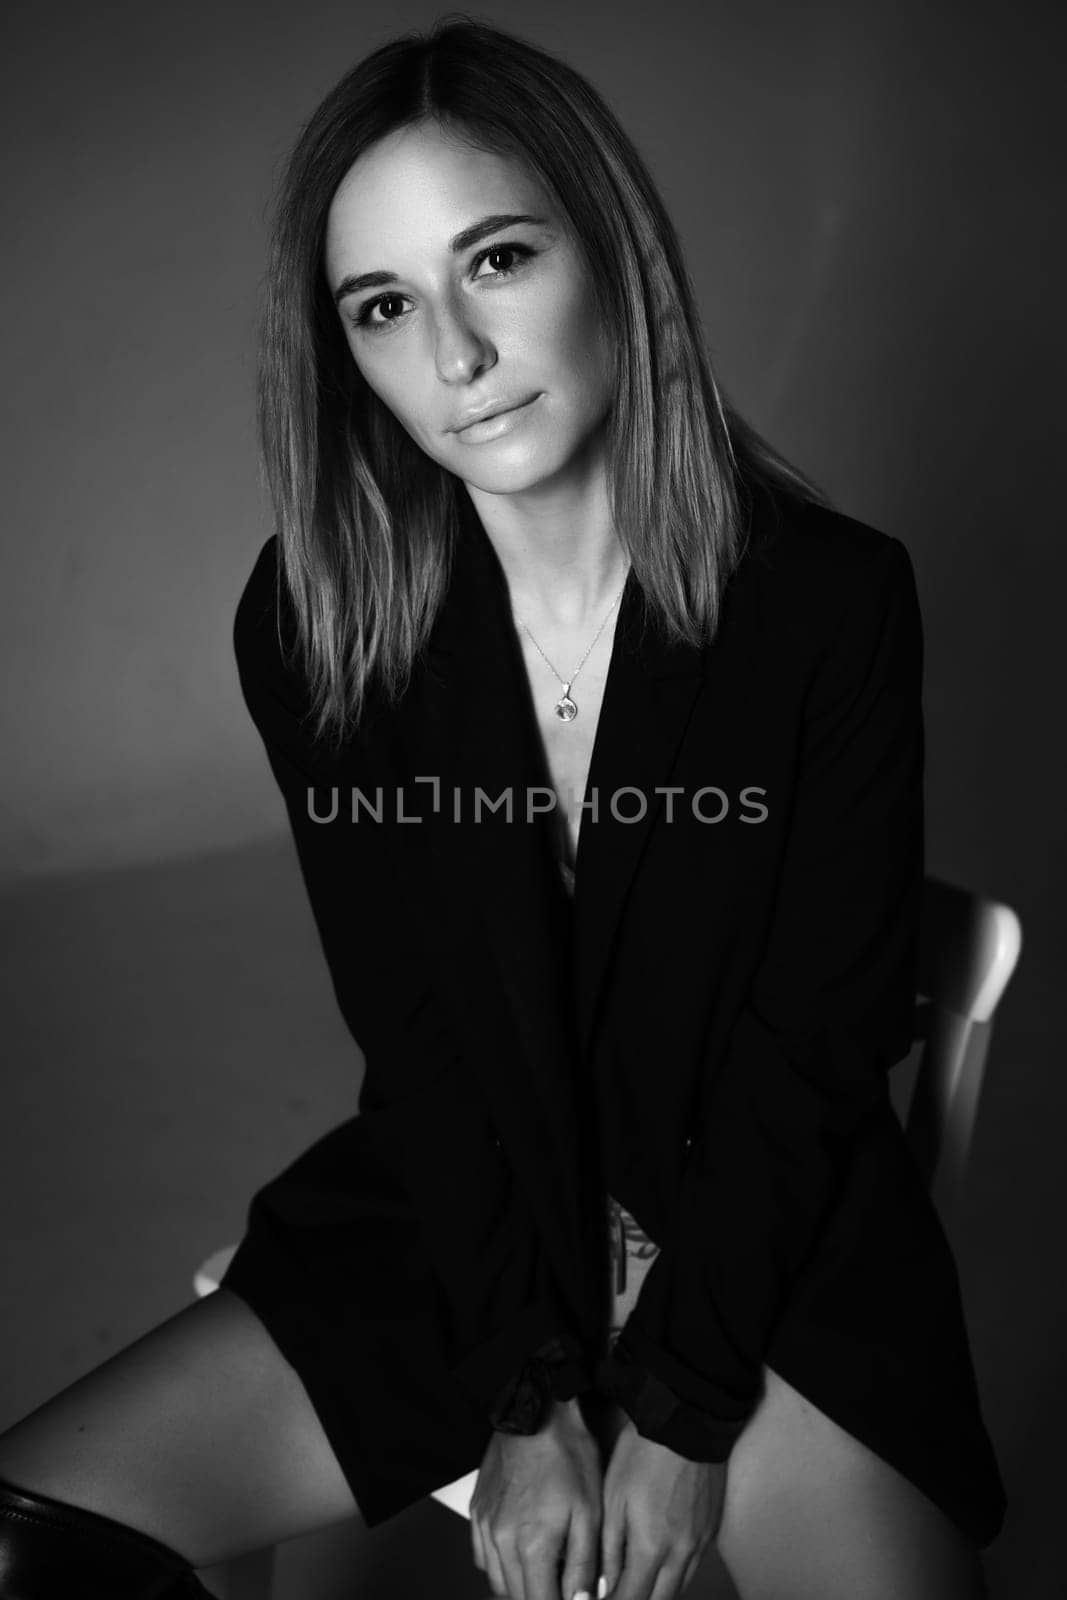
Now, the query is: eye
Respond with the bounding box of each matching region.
[353,291,409,333]
[471,242,534,280]
[350,241,536,334]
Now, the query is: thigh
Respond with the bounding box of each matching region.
[0,1287,360,1568]
[716,1364,988,1600]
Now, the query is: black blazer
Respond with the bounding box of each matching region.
[222,484,1006,1545]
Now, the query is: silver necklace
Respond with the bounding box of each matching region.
[514,575,628,722]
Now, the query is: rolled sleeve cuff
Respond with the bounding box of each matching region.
[595,1328,758,1462]
[487,1331,596,1432]
[448,1299,595,1419]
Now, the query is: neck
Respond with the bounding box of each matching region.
[462,468,630,630]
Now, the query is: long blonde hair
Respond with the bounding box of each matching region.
[258,13,824,749]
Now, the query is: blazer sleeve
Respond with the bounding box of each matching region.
[233,537,595,1425]
[596,534,925,1460]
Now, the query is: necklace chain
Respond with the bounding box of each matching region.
[514,573,629,722]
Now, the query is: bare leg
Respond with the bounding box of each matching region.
[716,1365,987,1600]
[0,1287,360,1569]
[589,1366,985,1600]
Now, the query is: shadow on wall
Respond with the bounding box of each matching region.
[0,836,363,1431]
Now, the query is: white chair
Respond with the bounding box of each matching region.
[194,873,1022,1596]
[905,874,1021,1233]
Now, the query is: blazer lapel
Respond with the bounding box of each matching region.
[569,580,708,1063]
[412,492,578,1115]
[400,494,599,1302]
[415,488,709,1067]
[398,487,710,1314]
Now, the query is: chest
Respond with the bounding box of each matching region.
[514,622,619,871]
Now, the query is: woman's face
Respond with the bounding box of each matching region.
[324,121,614,495]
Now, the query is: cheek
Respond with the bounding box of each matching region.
[542,284,612,401]
[351,349,426,434]
[348,343,390,403]
[547,300,614,412]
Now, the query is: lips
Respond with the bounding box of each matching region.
[451,394,538,432]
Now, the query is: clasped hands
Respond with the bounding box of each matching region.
[471,1400,726,1600]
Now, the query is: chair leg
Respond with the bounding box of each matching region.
[223,1546,276,1600]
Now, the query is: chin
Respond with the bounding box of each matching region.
[447,442,579,496]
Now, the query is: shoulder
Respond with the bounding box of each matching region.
[736,485,921,660]
[234,534,284,672]
[232,535,329,756]
[233,535,306,703]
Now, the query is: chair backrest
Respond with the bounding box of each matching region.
[897,875,1022,1233]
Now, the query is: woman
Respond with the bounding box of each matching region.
[0,16,1005,1600]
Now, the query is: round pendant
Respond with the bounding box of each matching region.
[555,694,578,722]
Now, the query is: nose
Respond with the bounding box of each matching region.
[433,294,496,386]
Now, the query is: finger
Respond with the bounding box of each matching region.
[560,1513,600,1600]
[612,1540,663,1600]
[677,1546,706,1596]
[523,1535,565,1600]
[646,1554,688,1600]
[485,1534,512,1599]
[501,1534,532,1600]
[599,1512,625,1599]
[471,1516,486,1574]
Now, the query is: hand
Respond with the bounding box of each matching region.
[471,1399,603,1600]
[599,1416,726,1600]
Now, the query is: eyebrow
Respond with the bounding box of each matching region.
[331,212,551,305]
